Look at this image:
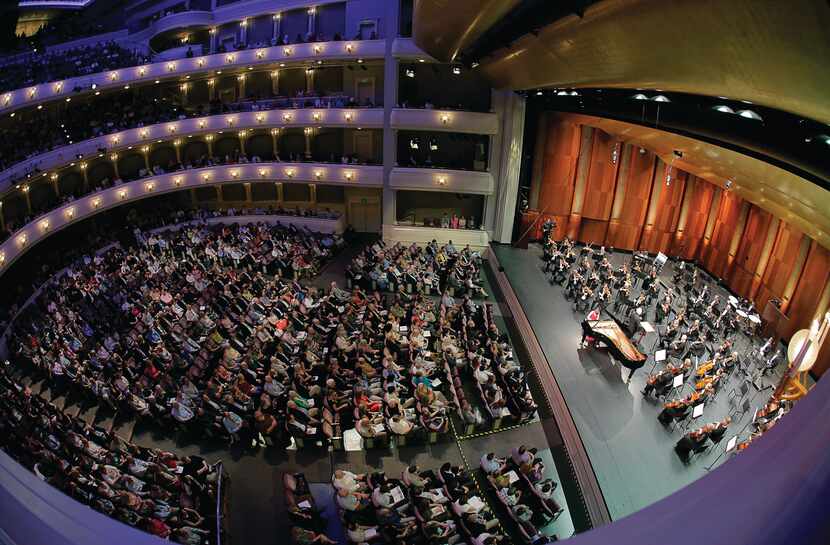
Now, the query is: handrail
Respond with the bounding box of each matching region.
[0,39,386,117]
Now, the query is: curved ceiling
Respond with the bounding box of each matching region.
[412,0,522,63]
[443,0,830,125]
[558,113,830,248]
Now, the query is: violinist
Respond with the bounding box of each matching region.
[707,416,731,444]
[574,285,594,313]
[695,367,725,391]
[642,359,690,397]
[674,427,709,461]
[658,397,691,425]
[596,283,612,311]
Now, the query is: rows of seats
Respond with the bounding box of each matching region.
[346,241,487,299]
[9,221,343,451]
[0,365,226,544]
[329,463,510,544]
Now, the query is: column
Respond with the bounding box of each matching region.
[216,184,224,202]
[750,218,780,299]
[381,0,400,227]
[270,70,279,95]
[307,7,316,37]
[205,135,214,157]
[270,128,280,159]
[303,128,313,159]
[606,143,632,246]
[209,28,217,54]
[490,90,526,243]
[244,182,252,204]
[276,182,284,203]
[237,74,246,99]
[180,83,189,105]
[566,126,595,239]
[309,184,317,206]
[141,147,151,170]
[173,140,182,163]
[305,68,315,94]
[0,202,5,232]
[79,162,89,192]
[208,78,216,101]
[238,131,247,155]
[239,20,247,46]
[272,14,280,43]
[50,173,60,198]
[672,174,695,256]
[22,186,32,214]
[698,187,722,262]
[638,158,664,250]
[190,188,197,207]
[110,153,120,179]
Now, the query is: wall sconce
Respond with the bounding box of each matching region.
[231,169,240,179]
[210,27,216,34]
[111,135,120,146]
[118,189,127,200]
[345,43,354,53]
[26,87,36,100]
[168,124,178,134]
[54,82,63,93]
[273,13,281,20]
[344,171,355,182]
[238,130,248,138]
[314,170,323,180]
[110,153,119,161]
[91,197,102,208]
[304,127,313,135]
[50,173,58,181]
[205,134,215,142]
[313,45,323,54]
[173,139,181,147]
[202,173,211,182]
[312,111,322,122]
[138,66,147,76]
[283,47,293,56]
[436,175,448,186]
[344,112,354,122]
[236,74,245,82]
[180,83,189,92]
[65,207,75,220]
[197,58,205,67]
[2,94,10,105]
[20,185,29,193]
[174,176,183,187]
[167,62,176,72]
[79,162,88,171]
[255,113,265,123]
[240,19,247,27]
[285,168,295,179]
[270,128,280,136]
[226,117,236,127]
[256,49,266,59]
[308,7,316,15]
[18,234,27,247]
[40,219,50,232]
[141,145,151,154]
[139,129,149,139]
[282,113,293,122]
[0,252,5,266]
[109,72,118,81]
[145,181,155,192]
[198,119,207,129]
[440,113,450,125]
[226,54,235,64]
[258,168,268,178]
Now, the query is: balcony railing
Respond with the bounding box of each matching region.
[0,39,385,117]
[388,167,494,195]
[0,161,382,270]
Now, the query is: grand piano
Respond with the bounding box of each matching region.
[581,318,647,379]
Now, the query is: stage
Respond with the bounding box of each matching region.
[492,243,787,520]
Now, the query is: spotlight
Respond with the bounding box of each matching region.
[405,69,415,78]
[452,66,461,75]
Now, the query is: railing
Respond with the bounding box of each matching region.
[0,108,385,191]
[0,161,381,272]
[0,39,386,117]
[388,167,495,195]
[390,108,499,135]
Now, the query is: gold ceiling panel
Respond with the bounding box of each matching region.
[558,113,830,248]
[478,0,830,124]
[412,0,522,63]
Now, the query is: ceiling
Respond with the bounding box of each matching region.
[559,113,830,248]
[412,0,522,63]
[417,0,830,126]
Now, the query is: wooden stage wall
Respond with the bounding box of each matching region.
[522,115,830,376]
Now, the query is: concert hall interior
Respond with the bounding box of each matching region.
[0,2,828,545]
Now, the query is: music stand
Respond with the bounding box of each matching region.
[649,349,667,374]
[682,402,705,433]
[705,435,738,471]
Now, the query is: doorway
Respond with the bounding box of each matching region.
[354,77,375,106]
[348,197,381,233]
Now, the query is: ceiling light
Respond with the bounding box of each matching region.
[737,109,763,121]
[652,95,670,102]
[536,90,543,96]
[713,105,735,114]
[632,93,648,100]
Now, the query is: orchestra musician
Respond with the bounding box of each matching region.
[642,358,691,397]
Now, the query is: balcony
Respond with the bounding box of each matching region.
[0,108,385,191]
[0,39,385,117]
[0,161,381,270]
[391,108,498,135]
[388,167,494,195]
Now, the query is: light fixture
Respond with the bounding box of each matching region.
[92,197,102,208]
[304,127,313,135]
[452,66,461,75]
[138,66,147,76]
[308,7,316,14]
[40,219,50,232]
[173,138,182,147]
[240,19,247,26]
[314,45,322,54]
[65,207,75,219]
[283,47,293,56]
[208,78,215,87]
[174,176,183,187]
[202,172,211,182]
[236,74,245,81]
[283,113,293,122]
[226,54,235,64]
[110,72,118,81]
[238,130,247,138]
[713,105,735,114]
[270,70,279,78]
[344,171,354,182]
[273,13,281,20]
[141,145,150,153]
[167,62,176,72]
[256,113,265,123]
[357,58,364,64]
[54,82,63,93]
[20,185,29,193]
[18,234,27,247]
[111,135,120,145]
[0,252,5,266]
[256,49,266,59]
[436,175,447,186]
[314,170,323,180]
[632,93,648,100]
[345,43,354,53]
[652,95,670,102]
[737,109,763,121]
[312,111,322,122]
[440,113,450,124]
[205,134,214,142]
[285,168,295,178]
[145,181,155,192]
[140,129,149,139]
[168,124,177,134]
[258,168,268,178]
[2,94,11,105]
[50,173,58,181]
[270,128,280,136]
[231,169,240,179]
[79,162,88,170]
[611,144,619,165]
[725,180,733,190]
[118,189,127,199]
[197,58,205,67]
[226,117,236,126]
[198,120,207,129]
[418,59,425,63]
[344,112,354,122]
[110,153,119,161]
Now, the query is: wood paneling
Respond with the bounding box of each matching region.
[729,206,774,298]
[581,130,619,221]
[755,221,804,314]
[673,176,715,259]
[703,191,744,280]
[640,167,687,254]
[784,241,830,340]
[537,117,580,216]
[605,146,656,250]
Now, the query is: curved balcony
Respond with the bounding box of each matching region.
[0,39,385,116]
[388,167,494,195]
[0,108,385,191]
[0,161,381,272]
[390,108,499,135]
[146,10,215,37]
